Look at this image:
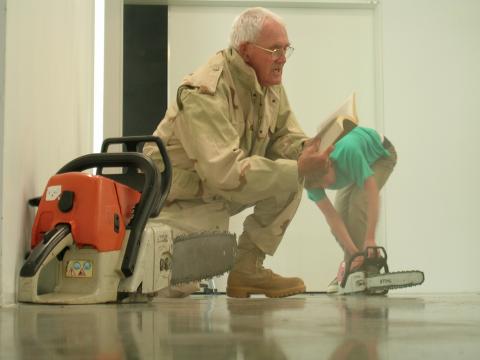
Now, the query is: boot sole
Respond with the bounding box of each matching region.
[226,284,306,298]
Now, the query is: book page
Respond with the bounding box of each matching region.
[314,93,358,152]
[315,92,358,138]
[318,121,344,153]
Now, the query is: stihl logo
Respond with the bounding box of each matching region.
[380,279,392,284]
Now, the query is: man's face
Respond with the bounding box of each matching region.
[242,18,290,87]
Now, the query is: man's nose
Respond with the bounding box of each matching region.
[276,53,287,64]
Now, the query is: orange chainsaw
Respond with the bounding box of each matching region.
[18,136,236,304]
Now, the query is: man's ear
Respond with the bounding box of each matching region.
[238,42,250,63]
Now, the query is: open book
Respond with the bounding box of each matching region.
[314,93,359,153]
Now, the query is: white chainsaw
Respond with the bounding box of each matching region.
[338,247,424,295]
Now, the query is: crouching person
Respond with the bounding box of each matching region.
[144,7,330,298]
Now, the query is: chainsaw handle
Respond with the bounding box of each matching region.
[365,246,387,261]
[57,152,158,189]
[101,135,158,153]
[364,246,389,274]
[341,246,389,288]
[28,197,41,207]
[99,135,172,218]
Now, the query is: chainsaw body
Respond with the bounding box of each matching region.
[338,247,425,295]
[18,136,236,304]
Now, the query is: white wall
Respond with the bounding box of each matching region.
[381,0,480,292]
[104,0,124,140]
[0,0,6,305]
[0,0,94,304]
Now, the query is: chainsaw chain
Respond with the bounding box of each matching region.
[170,231,237,285]
[172,270,231,286]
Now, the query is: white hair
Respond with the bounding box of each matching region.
[229,7,285,50]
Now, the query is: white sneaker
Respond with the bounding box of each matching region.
[326,277,339,294]
[326,261,347,294]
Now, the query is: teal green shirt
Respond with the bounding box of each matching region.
[306,127,390,202]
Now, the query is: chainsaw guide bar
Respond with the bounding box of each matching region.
[365,270,425,292]
[171,231,237,285]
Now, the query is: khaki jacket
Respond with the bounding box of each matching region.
[144,48,306,205]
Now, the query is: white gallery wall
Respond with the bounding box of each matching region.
[381,0,480,292]
[1,0,479,304]
[0,0,5,306]
[0,0,94,304]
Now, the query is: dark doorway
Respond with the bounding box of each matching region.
[123,5,168,136]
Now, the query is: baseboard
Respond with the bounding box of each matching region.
[0,292,16,306]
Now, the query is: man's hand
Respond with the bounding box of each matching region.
[351,255,365,271]
[298,138,334,180]
[364,238,378,257]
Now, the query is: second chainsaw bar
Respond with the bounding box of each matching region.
[171,231,237,285]
[366,270,425,292]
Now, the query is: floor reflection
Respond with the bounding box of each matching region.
[7,294,480,360]
[330,296,389,360]
[329,296,426,360]
[16,305,128,360]
[14,297,307,360]
[227,298,306,360]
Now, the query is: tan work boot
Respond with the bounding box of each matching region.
[226,245,306,298]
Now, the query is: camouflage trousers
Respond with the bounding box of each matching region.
[150,184,303,256]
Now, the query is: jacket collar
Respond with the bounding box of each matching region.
[225,47,266,96]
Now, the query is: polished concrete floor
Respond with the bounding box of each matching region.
[1,293,479,359]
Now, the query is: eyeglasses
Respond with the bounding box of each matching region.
[252,44,294,59]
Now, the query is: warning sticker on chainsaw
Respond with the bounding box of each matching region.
[66,260,93,278]
[45,185,62,201]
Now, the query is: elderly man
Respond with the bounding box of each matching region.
[145,7,329,298]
